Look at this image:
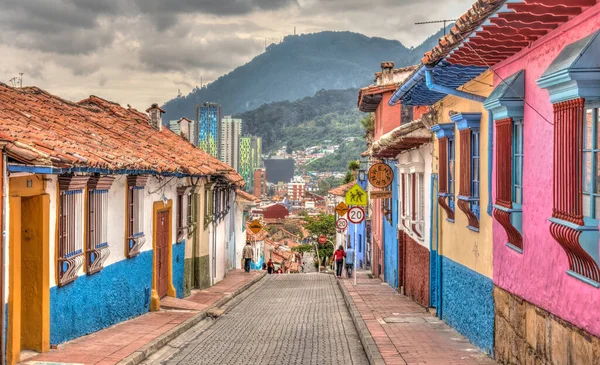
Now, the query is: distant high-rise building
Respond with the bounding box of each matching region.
[195,102,222,158]
[253,168,267,198]
[264,158,295,184]
[220,116,242,171]
[240,135,262,191]
[287,176,305,201]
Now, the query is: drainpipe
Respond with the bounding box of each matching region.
[389,66,427,106]
[487,110,493,216]
[424,67,486,103]
[1,154,5,365]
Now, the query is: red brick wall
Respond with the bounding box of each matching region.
[402,232,430,307]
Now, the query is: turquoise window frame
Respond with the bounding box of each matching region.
[581,105,600,265]
[471,130,480,219]
[511,119,524,235]
[448,137,455,211]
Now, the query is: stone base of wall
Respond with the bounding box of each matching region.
[494,286,600,365]
[183,258,193,297]
[402,233,430,307]
[196,255,211,290]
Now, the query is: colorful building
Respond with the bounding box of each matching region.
[239,135,262,192]
[0,85,246,364]
[196,102,222,158]
[358,62,417,285]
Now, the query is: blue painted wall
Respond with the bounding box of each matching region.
[50,250,153,345]
[383,163,399,288]
[347,178,368,267]
[173,242,185,298]
[441,256,494,355]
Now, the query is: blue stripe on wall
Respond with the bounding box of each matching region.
[383,164,399,288]
[50,250,153,345]
[173,242,185,299]
[441,256,494,355]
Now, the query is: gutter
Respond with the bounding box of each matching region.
[388,66,427,106]
[424,67,486,103]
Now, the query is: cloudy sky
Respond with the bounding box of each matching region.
[0,0,474,109]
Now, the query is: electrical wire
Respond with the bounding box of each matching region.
[455,32,554,126]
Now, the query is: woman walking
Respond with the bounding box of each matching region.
[332,245,346,278]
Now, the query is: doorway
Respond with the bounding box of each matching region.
[156,210,169,298]
[8,192,50,365]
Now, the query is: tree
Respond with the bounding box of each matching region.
[303,213,336,262]
[283,223,302,236]
[348,160,360,179]
[286,145,293,154]
[343,171,353,184]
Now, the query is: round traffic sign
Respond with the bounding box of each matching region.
[348,206,366,224]
[368,163,394,189]
[318,235,327,244]
[336,218,348,230]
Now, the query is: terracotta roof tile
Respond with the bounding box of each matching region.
[0,84,243,185]
[328,180,357,196]
[236,189,261,203]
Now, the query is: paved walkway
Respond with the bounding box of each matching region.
[342,272,497,365]
[147,274,368,365]
[22,270,263,365]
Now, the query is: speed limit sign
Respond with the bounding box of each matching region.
[336,218,348,230]
[348,206,365,224]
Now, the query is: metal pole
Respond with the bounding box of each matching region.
[314,241,321,274]
[354,225,357,286]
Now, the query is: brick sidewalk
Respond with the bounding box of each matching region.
[22,270,263,365]
[342,272,497,365]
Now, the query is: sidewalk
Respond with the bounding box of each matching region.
[22,270,264,365]
[340,272,497,365]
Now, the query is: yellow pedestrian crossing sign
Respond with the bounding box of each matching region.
[345,184,368,206]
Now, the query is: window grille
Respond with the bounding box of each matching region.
[126,175,148,258]
[87,176,114,275]
[58,176,89,286]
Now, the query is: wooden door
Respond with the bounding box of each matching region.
[156,210,169,298]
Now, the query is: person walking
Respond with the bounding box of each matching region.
[267,259,274,274]
[345,244,355,279]
[242,242,254,273]
[333,245,346,278]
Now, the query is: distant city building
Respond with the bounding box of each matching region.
[168,117,194,143]
[240,135,262,192]
[253,168,267,199]
[264,158,295,184]
[287,176,306,201]
[196,102,222,158]
[220,116,242,171]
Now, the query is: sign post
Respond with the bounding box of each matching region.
[335,201,349,217]
[318,235,327,244]
[249,219,263,235]
[345,184,368,206]
[336,218,348,231]
[347,206,365,224]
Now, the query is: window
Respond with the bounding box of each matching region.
[204,184,214,227]
[471,131,480,219]
[448,137,455,211]
[177,190,184,241]
[582,107,600,219]
[126,175,148,258]
[512,119,524,205]
[58,176,89,286]
[87,176,115,275]
[413,173,425,238]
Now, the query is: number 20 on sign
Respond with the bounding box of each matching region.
[347,206,365,224]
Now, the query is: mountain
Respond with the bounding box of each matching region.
[162,29,446,120]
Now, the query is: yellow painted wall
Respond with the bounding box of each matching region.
[433,71,494,279]
[198,184,212,257]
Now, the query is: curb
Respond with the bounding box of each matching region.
[337,279,386,365]
[118,271,267,365]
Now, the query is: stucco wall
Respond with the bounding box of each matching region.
[491,5,600,338]
[441,256,494,355]
[172,241,185,299]
[50,250,152,345]
[383,163,399,288]
[375,92,402,140]
[434,71,494,279]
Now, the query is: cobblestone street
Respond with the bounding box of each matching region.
[149,274,368,365]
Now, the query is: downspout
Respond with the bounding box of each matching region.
[428,174,436,308]
[1,154,5,365]
[487,110,493,216]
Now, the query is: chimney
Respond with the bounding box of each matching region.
[178,117,192,142]
[379,61,395,85]
[146,103,164,131]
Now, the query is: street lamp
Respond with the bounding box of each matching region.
[358,169,366,182]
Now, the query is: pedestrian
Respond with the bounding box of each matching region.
[345,244,355,279]
[332,245,346,278]
[267,259,274,274]
[242,242,254,273]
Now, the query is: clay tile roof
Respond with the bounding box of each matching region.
[236,189,261,203]
[328,180,357,197]
[0,84,243,185]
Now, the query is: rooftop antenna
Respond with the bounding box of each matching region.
[414,19,458,36]
[9,77,16,87]
[294,26,296,35]
[19,72,24,87]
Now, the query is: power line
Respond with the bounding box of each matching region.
[415,19,457,36]
[454,32,554,126]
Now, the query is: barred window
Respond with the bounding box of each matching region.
[87,176,114,275]
[58,176,89,286]
[126,176,148,258]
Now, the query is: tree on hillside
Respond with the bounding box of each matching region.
[303,213,336,263]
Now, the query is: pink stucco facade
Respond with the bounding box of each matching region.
[492,4,600,337]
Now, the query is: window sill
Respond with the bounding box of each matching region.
[493,204,522,214]
[548,217,598,232]
[506,243,523,254]
[467,225,479,233]
[567,270,600,288]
